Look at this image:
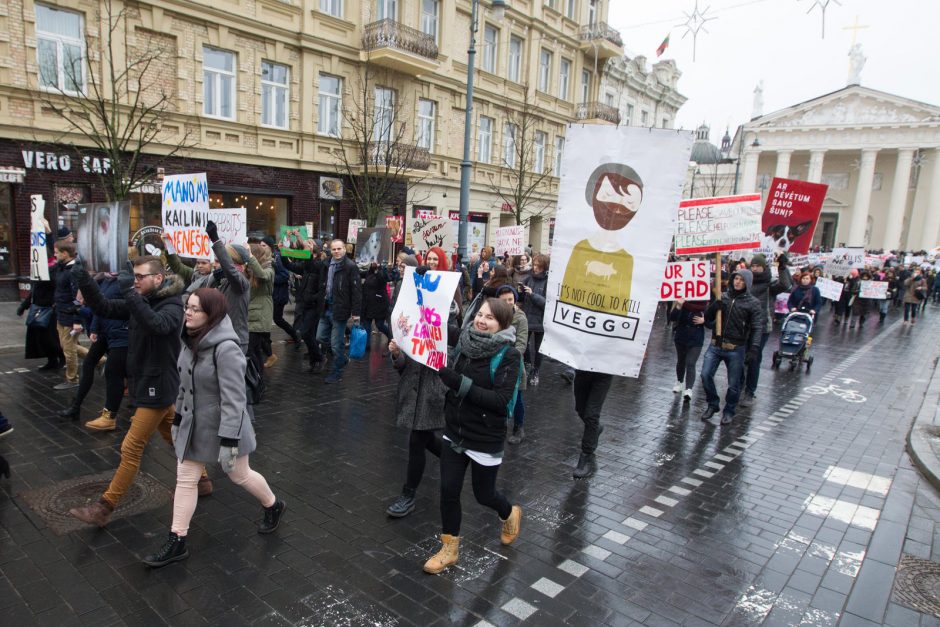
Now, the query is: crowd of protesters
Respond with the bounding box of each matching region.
[4,216,935,574]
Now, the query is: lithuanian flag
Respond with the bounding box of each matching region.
[656,33,670,57]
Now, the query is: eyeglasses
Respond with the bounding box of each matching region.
[184,305,204,314]
[133,273,157,281]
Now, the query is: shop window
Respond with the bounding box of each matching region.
[208,192,289,238]
[53,184,90,235]
[0,184,15,275]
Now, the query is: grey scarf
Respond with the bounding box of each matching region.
[457,325,515,360]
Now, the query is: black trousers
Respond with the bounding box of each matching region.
[405,429,442,491]
[76,338,127,413]
[361,317,392,343]
[272,302,296,339]
[298,307,323,364]
[527,331,544,370]
[248,332,271,376]
[573,370,613,455]
[439,444,511,536]
[674,342,703,385]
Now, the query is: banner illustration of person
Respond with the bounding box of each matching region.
[541,126,693,377]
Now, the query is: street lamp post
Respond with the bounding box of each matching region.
[457,0,506,267]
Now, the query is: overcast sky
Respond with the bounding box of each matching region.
[608,0,938,141]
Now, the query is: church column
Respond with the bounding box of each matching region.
[847,148,878,247]
[882,149,914,252]
[774,150,793,179]
[740,150,760,194]
[807,150,826,183]
[919,148,940,251]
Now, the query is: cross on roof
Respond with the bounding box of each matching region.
[842,15,869,46]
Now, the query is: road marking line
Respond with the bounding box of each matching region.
[603,530,631,544]
[622,517,648,531]
[654,495,678,507]
[639,505,664,517]
[582,545,611,560]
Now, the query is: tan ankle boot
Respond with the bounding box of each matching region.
[500,505,522,545]
[85,409,116,431]
[423,534,460,574]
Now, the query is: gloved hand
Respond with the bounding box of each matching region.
[777,253,789,268]
[218,444,239,473]
[206,220,219,243]
[415,265,429,276]
[746,348,759,364]
[212,267,224,283]
[171,425,179,445]
[438,366,461,390]
[16,302,26,316]
[117,260,135,292]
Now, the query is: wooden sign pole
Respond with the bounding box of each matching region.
[714,252,722,337]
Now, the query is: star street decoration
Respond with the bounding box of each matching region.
[675,0,715,62]
[802,0,842,38]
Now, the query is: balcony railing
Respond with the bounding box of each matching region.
[362,19,439,60]
[363,141,432,171]
[576,102,621,125]
[579,21,624,48]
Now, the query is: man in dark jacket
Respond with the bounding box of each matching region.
[52,240,84,389]
[741,253,792,405]
[68,256,189,526]
[317,239,362,383]
[700,269,764,425]
[283,242,324,372]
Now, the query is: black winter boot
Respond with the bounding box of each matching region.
[386,486,417,518]
[572,453,596,479]
[57,400,81,420]
[258,500,286,534]
[142,532,189,568]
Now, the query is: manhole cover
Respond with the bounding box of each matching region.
[19,471,172,535]
[893,554,940,617]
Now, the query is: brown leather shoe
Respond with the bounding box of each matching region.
[69,498,113,527]
[197,475,213,497]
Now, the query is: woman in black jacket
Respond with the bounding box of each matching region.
[668,298,706,401]
[360,262,391,345]
[423,298,522,574]
[520,253,549,385]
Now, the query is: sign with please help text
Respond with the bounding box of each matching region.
[391,267,462,370]
[659,260,711,301]
[674,194,764,255]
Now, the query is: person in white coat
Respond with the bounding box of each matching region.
[142,288,285,568]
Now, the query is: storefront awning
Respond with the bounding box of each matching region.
[0,168,25,183]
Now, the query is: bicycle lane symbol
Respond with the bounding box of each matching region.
[803,378,867,403]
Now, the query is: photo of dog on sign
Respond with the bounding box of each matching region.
[761,221,814,255]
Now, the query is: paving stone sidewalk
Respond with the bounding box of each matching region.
[2,304,940,625]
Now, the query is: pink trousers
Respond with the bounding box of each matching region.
[172,456,276,536]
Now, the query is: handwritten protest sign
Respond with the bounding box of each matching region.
[675,194,763,255]
[860,280,888,299]
[347,219,366,244]
[29,195,49,281]
[659,261,710,301]
[758,178,827,256]
[411,216,455,252]
[494,226,525,257]
[279,225,310,259]
[825,247,864,277]
[391,267,461,370]
[815,276,844,301]
[162,173,211,259]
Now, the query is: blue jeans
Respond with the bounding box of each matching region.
[701,344,746,417]
[744,332,769,396]
[317,310,348,375]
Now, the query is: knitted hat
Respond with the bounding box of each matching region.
[750,253,768,269]
[229,243,250,265]
[261,235,277,249]
[56,226,71,241]
[496,284,519,302]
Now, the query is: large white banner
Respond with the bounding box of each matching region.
[540,126,693,377]
[161,173,211,259]
[391,267,462,370]
[29,195,49,281]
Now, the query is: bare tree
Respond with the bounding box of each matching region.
[39,0,193,200]
[486,89,556,227]
[333,62,430,227]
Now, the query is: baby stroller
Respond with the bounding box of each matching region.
[771,311,814,372]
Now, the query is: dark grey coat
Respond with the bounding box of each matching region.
[174,316,256,463]
[391,352,446,431]
[210,240,250,351]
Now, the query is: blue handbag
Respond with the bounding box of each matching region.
[348,324,368,359]
[26,305,54,329]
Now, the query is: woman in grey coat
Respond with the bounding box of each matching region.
[384,336,446,518]
[143,288,285,568]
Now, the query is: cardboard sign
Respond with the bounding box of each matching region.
[759,178,827,256]
[675,194,764,255]
[540,125,693,377]
[279,225,310,259]
[209,207,246,246]
[815,276,844,301]
[391,267,462,370]
[860,280,888,299]
[347,219,366,244]
[161,173,211,259]
[659,261,710,301]
[826,247,865,277]
[355,227,391,265]
[494,226,525,257]
[411,216,455,252]
[29,195,49,281]
[386,215,404,244]
[75,202,130,273]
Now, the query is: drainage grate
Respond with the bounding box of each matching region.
[19,471,172,535]
[893,554,940,618]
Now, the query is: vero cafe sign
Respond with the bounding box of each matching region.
[21,149,112,174]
